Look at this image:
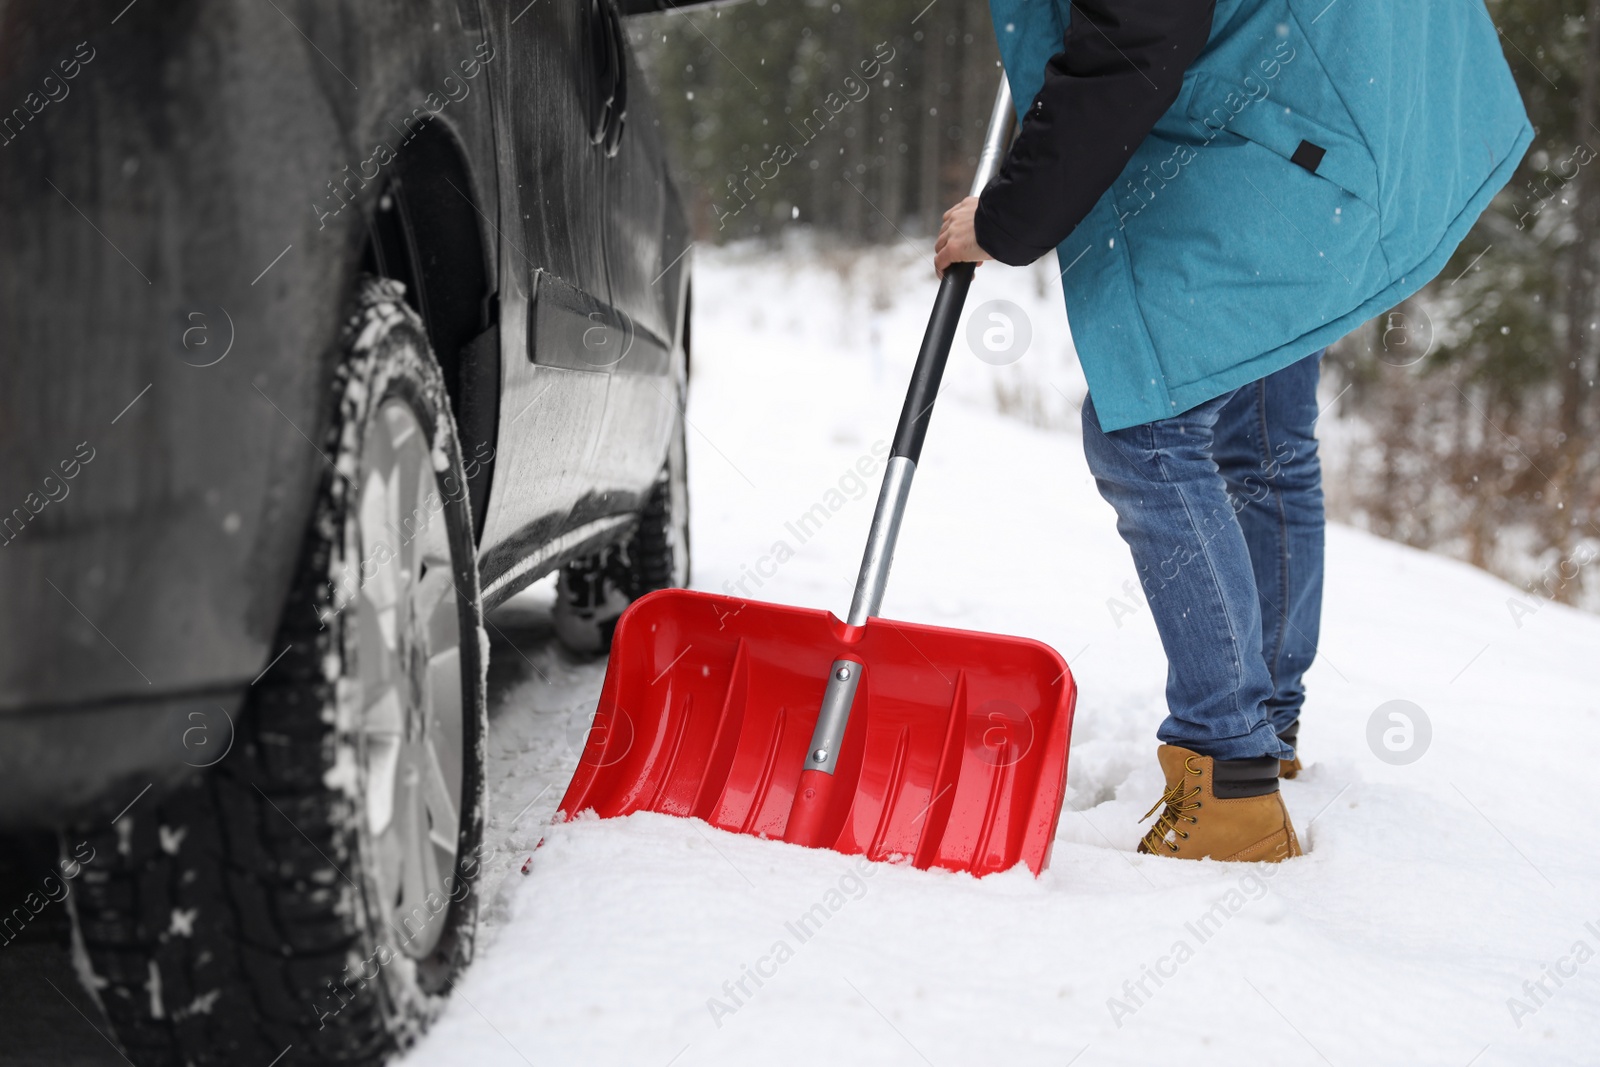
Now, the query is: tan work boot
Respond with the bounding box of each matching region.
[1279,755,1302,779]
[1137,745,1302,862]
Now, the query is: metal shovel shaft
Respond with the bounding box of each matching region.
[795,76,1015,792]
[847,75,1015,627]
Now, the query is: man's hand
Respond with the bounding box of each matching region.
[934,196,993,278]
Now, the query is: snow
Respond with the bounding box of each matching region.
[405,241,1600,1067]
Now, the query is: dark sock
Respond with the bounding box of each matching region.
[1212,755,1280,798]
[1276,720,1299,749]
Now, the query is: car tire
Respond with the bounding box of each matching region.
[552,391,690,655]
[67,276,488,1066]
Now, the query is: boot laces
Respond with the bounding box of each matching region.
[1139,779,1201,853]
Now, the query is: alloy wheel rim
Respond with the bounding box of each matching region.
[351,398,464,959]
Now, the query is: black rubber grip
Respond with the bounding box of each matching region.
[891,262,975,462]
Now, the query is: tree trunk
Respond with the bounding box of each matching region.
[1550,0,1600,598]
[918,16,946,234]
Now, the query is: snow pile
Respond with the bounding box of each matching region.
[405,242,1600,1067]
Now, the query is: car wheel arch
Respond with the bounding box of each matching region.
[359,113,500,539]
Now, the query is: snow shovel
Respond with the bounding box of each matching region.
[557,77,1077,876]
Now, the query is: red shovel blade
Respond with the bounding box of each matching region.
[557,589,1077,876]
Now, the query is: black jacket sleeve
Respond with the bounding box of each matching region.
[974,0,1215,266]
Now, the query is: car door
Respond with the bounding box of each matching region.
[473,0,630,601]
[584,3,690,508]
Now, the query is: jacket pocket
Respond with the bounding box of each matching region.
[1181,72,1380,211]
[1107,73,1388,390]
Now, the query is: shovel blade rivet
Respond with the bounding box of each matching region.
[835,666,851,681]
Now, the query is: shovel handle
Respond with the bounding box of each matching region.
[845,74,1014,627]
[890,264,975,464]
[795,75,1015,802]
[891,77,1016,468]
[969,74,1018,201]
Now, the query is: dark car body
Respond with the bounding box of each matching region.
[0,0,692,826]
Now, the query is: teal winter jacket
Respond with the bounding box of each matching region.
[985,0,1533,431]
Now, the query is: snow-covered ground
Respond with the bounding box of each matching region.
[403,241,1600,1067]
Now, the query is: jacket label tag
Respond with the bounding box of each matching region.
[1290,140,1327,174]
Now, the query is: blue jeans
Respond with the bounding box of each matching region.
[1082,352,1325,761]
